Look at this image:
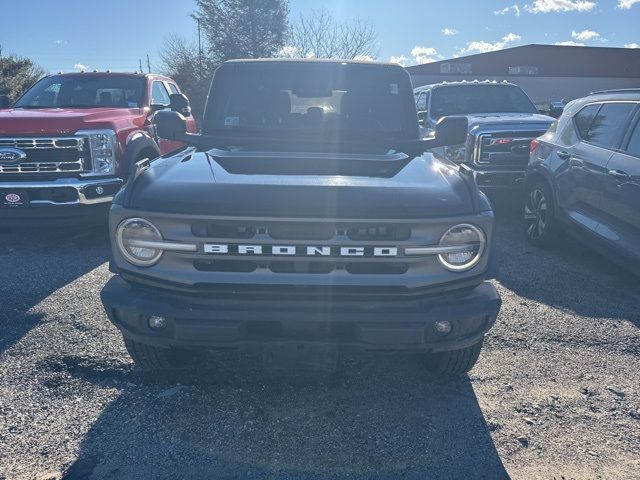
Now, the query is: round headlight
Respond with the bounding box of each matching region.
[438,224,486,272]
[116,218,163,267]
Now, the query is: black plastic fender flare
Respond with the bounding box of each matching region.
[120,132,160,179]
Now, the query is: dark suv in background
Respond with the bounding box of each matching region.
[524,89,640,266]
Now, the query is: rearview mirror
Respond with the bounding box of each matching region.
[433,116,468,147]
[156,110,187,141]
[169,93,192,117]
[0,95,10,109]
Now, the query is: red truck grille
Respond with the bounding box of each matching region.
[0,137,89,174]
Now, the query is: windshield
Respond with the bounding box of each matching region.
[202,62,419,143]
[430,85,537,118]
[13,75,146,109]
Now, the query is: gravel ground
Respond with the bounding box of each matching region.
[0,207,639,480]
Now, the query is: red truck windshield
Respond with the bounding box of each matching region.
[203,61,419,143]
[13,75,146,109]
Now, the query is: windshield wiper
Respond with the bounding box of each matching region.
[13,105,57,109]
[57,104,100,109]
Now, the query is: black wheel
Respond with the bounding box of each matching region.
[424,339,484,375]
[123,337,194,371]
[524,181,556,246]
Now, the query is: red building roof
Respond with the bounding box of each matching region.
[405,44,640,78]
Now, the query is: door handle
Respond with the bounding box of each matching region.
[558,151,571,161]
[608,169,630,181]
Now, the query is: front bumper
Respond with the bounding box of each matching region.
[0,177,122,224]
[101,276,501,352]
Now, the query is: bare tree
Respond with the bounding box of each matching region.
[285,9,378,60]
[159,34,215,120]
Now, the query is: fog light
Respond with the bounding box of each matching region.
[433,320,452,335]
[148,315,167,330]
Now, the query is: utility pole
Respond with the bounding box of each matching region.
[139,59,143,74]
[146,54,151,74]
[197,18,203,72]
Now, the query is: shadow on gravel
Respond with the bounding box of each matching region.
[0,225,110,354]
[61,354,509,480]
[490,197,640,328]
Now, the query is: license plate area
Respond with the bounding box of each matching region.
[0,190,29,208]
[262,342,339,375]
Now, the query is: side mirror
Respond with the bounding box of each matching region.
[156,110,187,141]
[549,104,564,118]
[433,116,468,147]
[169,93,192,117]
[417,111,428,127]
[0,95,10,109]
[150,103,168,113]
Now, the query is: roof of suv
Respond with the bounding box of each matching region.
[223,58,397,67]
[414,80,518,92]
[563,89,640,116]
[586,89,640,100]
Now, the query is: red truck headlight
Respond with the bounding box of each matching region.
[76,129,118,175]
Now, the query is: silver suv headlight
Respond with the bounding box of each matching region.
[438,224,486,271]
[116,218,164,267]
[76,129,118,175]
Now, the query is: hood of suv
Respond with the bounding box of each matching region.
[465,113,554,130]
[0,107,146,135]
[124,149,479,219]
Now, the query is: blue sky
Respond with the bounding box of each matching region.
[1,0,638,73]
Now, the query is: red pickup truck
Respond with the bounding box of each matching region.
[0,72,196,225]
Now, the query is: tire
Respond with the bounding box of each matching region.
[123,337,194,371]
[424,339,484,375]
[524,180,557,246]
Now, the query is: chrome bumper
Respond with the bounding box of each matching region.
[0,177,123,206]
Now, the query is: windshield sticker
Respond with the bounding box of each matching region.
[390,83,399,95]
[224,116,240,127]
[127,102,138,108]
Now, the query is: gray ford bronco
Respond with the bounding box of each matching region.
[100,59,501,375]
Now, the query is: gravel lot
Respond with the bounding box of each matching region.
[1,206,639,480]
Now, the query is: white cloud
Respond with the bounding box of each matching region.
[624,42,640,48]
[353,55,375,62]
[389,46,443,66]
[54,39,68,46]
[459,33,522,55]
[389,55,410,66]
[554,40,586,46]
[618,0,640,8]
[410,46,441,64]
[494,4,521,15]
[442,27,458,36]
[278,45,298,57]
[572,29,600,41]
[73,63,88,70]
[525,0,596,13]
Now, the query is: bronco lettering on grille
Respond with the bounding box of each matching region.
[204,244,399,257]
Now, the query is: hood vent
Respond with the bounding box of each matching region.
[207,149,412,178]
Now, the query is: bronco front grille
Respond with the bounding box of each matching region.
[185,219,421,276]
[0,137,90,174]
[474,130,547,167]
